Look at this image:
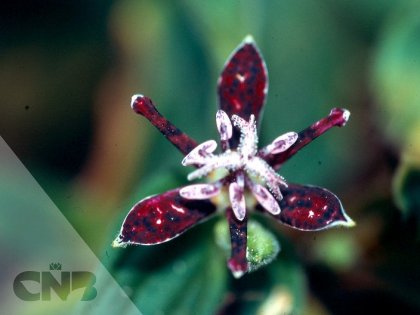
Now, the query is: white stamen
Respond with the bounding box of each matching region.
[232,114,258,160]
[236,172,245,188]
[187,151,241,180]
[231,114,247,129]
[180,184,221,200]
[181,110,290,218]
[249,183,281,215]
[229,182,246,221]
[181,140,217,166]
[264,132,298,155]
[246,156,286,199]
[216,110,233,141]
[266,183,283,201]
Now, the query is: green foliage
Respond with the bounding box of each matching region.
[372,2,420,148]
[394,157,420,234]
[221,228,307,315]
[214,219,280,273]
[89,222,226,315]
[312,231,359,271]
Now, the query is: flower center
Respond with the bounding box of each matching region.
[180,110,297,221]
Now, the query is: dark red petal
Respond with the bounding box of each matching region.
[131,95,199,156]
[259,184,354,231]
[113,188,217,246]
[260,108,350,170]
[226,207,248,278]
[218,36,268,147]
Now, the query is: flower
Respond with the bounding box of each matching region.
[113,35,355,278]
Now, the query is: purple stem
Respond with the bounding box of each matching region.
[260,108,350,170]
[131,95,199,157]
[226,207,248,278]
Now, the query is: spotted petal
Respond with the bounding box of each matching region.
[113,188,217,246]
[218,36,268,147]
[259,184,354,231]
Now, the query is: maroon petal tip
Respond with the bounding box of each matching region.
[329,107,351,127]
[131,94,154,116]
[228,258,248,279]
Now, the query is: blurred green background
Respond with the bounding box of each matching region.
[1,0,420,314]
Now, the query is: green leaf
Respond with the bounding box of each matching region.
[220,227,306,315]
[372,3,420,148]
[262,260,307,315]
[214,218,280,274]
[214,217,306,314]
[247,220,281,272]
[312,231,360,271]
[393,156,420,234]
[86,221,227,315]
